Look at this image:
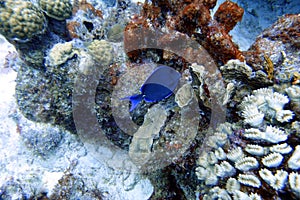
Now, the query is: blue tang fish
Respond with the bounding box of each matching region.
[122,65,181,112]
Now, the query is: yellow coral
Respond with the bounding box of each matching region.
[48,42,78,66]
[38,0,72,20]
[0,0,47,42]
[264,54,274,80]
[87,40,114,67]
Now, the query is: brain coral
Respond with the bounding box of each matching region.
[0,0,47,42]
[87,39,114,67]
[196,122,300,199]
[196,87,299,199]
[38,0,72,20]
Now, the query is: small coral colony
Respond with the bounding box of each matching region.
[0,0,299,199]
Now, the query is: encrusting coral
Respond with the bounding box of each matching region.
[46,41,79,66]
[129,104,167,166]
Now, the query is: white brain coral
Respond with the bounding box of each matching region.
[289,172,300,198]
[241,105,264,127]
[288,145,300,170]
[265,92,289,111]
[262,152,284,168]
[240,87,294,124]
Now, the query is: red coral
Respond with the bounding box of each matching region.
[124,0,245,64]
[203,21,245,63]
[213,0,244,33]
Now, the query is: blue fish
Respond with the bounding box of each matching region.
[122,65,181,111]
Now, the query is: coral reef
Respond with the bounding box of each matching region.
[0,0,299,199]
[0,0,47,42]
[194,11,299,197]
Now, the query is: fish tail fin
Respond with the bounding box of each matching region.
[120,94,143,112]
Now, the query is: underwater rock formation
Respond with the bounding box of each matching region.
[0,0,299,199]
[243,14,300,84]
